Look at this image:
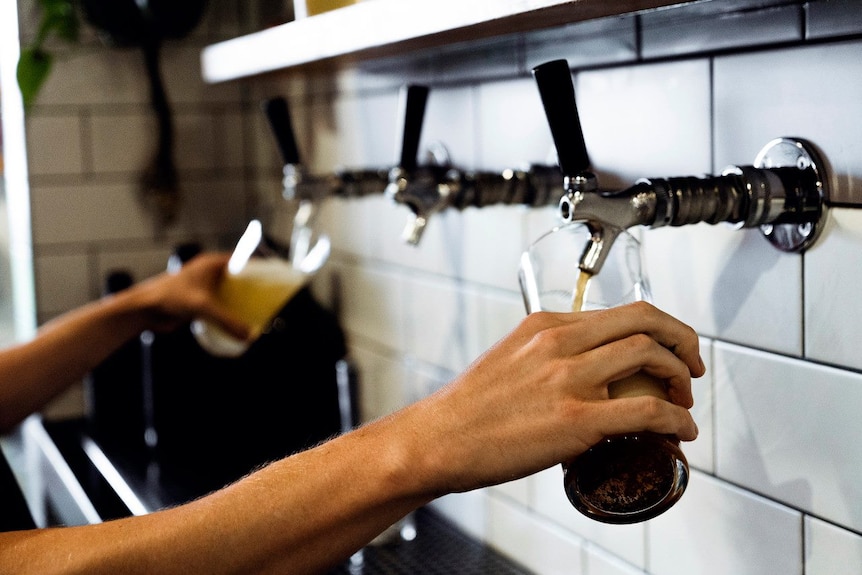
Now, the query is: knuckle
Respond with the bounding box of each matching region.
[529,324,568,352]
[627,300,656,315]
[638,395,667,421]
[522,311,553,331]
[521,311,573,350]
[685,324,700,346]
[625,332,655,355]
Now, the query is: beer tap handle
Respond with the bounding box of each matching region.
[396,85,430,172]
[532,59,590,177]
[262,96,302,166]
[263,96,312,202]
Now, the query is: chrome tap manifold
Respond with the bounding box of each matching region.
[280,162,390,204]
[263,91,563,248]
[534,59,829,275]
[560,161,825,232]
[264,93,566,247]
[386,160,564,244]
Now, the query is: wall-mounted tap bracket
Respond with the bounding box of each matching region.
[533,58,830,275]
[751,137,828,252]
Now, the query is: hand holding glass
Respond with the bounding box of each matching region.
[192,219,329,357]
[518,222,688,524]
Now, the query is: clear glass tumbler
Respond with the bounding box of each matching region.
[518,222,688,524]
[192,219,329,357]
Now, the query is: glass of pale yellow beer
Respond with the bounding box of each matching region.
[518,222,689,524]
[192,219,328,357]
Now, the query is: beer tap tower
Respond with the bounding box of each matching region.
[532,59,830,275]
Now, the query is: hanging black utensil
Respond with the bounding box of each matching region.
[78,0,209,227]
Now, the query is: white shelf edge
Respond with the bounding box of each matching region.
[201,0,682,83]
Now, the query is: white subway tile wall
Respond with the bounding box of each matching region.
[647,471,803,575]
[714,41,862,205]
[714,342,862,532]
[486,494,586,575]
[574,60,712,188]
[805,515,862,575]
[19,0,862,573]
[805,208,862,370]
[26,115,85,175]
[524,15,638,72]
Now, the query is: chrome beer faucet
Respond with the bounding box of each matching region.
[263,96,388,260]
[385,85,464,245]
[384,85,569,245]
[532,59,830,275]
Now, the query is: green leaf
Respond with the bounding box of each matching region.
[16,48,52,108]
[37,0,79,43]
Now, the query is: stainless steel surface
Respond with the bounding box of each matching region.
[26,417,530,574]
[386,163,462,245]
[558,138,827,239]
[554,139,829,273]
[21,417,102,526]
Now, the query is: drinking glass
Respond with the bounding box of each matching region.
[192,219,329,357]
[518,221,688,524]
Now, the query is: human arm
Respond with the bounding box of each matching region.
[0,300,704,575]
[0,253,250,433]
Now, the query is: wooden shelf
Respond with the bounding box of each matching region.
[201,0,686,83]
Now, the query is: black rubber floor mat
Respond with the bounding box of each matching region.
[328,508,532,574]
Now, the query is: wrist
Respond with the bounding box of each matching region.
[366,403,457,502]
[99,283,161,336]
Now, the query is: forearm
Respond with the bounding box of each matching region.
[0,290,150,432]
[0,253,243,433]
[0,414,433,575]
[194,419,431,574]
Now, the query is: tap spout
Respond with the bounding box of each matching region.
[577,222,624,276]
[386,164,461,245]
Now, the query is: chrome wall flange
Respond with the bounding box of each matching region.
[753,137,829,253]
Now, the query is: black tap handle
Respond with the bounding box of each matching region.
[532,59,590,176]
[396,84,430,172]
[262,97,301,166]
